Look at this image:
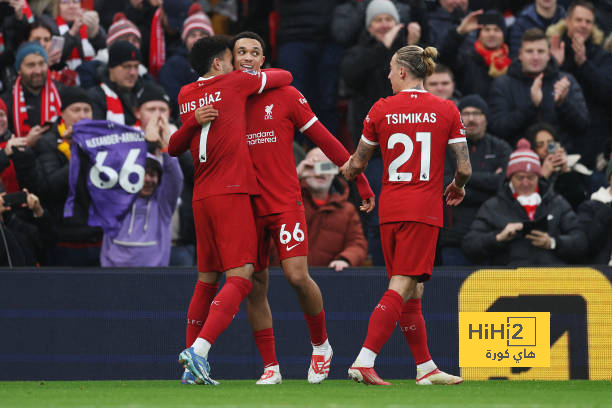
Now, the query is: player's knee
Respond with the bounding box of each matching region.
[285,272,310,289]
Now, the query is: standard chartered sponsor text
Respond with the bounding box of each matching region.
[247,130,277,145]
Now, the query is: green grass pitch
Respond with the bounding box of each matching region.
[1,380,611,408]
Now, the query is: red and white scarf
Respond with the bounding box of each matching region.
[56,15,95,70]
[149,7,165,79]
[514,192,542,221]
[101,82,125,124]
[12,74,61,137]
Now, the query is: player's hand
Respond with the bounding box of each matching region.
[496,222,523,242]
[340,157,363,181]
[360,196,376,213]
[530,73,543,107]
[329,259,350,272]
[195,105,218,125]
[444,179,465,206]
[525,230,552,249]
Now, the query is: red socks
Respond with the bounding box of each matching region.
[198,276,253,345]
[304,308,328,346]
[254,328,279,368]
[400,299,432,364]
[363,290,403,353]
[186,281,219,347]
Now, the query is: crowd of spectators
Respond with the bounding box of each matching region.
[0,0,611,268]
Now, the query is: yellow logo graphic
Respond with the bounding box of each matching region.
[459,312,550,367]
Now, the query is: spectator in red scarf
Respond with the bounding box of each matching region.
[439,9,510,102]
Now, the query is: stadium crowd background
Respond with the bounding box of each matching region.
[0,0,611,268]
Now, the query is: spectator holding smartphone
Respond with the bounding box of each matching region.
[463,138,586,265]
[0,188,56,266]
[526,121,590,209]
[294,148,368,271]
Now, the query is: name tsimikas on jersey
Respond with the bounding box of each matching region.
[247,130,276,145]
[85,131,145,148]
[385,112,437,124]
[178,91,222,115]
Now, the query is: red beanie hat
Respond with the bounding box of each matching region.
[506,138,542,178]
[0,98,7,115]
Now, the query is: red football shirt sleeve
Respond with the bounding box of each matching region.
[260,68,293,92]
[448,101,467,145]
[360,101,381,146]
[168,114,198,156]
[287,87,317,133]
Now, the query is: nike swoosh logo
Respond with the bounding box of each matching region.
[286,243,300,251]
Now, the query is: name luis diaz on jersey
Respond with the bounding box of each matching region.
[385,112,437,124]
[179,92,222,115]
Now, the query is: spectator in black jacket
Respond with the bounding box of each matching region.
[427,0,468,48]
[463,138,586,265]
[331,0,429,48]
[488,28,589,149]
[87,41,148,126]
[439,95,511,265]
[341,0,421,147]
[439,9,511,101]
[546,0,612,168]
[276,0,344,135]
[0,188,55,267]
[509,0,566,58]
[577,159,612,265]
[14,86,102,266]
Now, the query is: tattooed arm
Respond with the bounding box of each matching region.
[444,141,472,206]
[340,139,377,181]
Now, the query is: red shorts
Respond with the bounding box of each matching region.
[380,221,439,282]
[193,194,257,273]
[254,209,309,272]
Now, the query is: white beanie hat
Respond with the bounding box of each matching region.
[365,0,400,27]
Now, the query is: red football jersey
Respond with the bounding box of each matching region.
[246,86,317,215]
[361,90,466,227]
[177,70,266,200]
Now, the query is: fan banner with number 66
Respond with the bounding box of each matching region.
[64,119,147,237]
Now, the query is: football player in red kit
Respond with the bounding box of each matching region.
[186,31,375,385]
[168,36,293,385]
[341,45,472,386]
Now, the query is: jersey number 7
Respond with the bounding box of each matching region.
[387,132,431,182]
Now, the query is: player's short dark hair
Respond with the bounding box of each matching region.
[521,28,548,46]
[189,35,232,77]
[567,0,595,17]
[231,31,266,53]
